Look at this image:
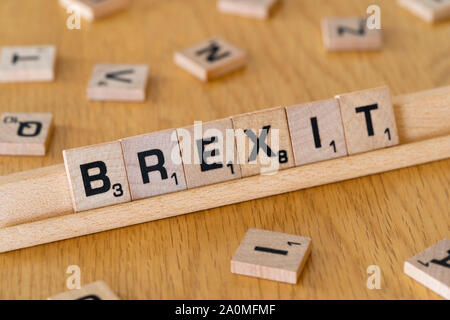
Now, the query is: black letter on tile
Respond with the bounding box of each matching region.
[355,104,378,136]
[138,149,168,184]
[80,161,111,197]
[197,136,223,172]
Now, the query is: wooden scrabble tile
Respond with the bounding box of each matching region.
[0,46,55,82]
[404,239,450,299]
[232,107,294,177]
[286,99,348,166]
[321,17,382,51]
[120,129,187,200]
[0,113,53,156]
[231,228,311,284]
[218,0,278,19]
[177,118,241,189]
[59,0,130,21]
[87,64,148,102]
[174,37,247,82]
[336,86,399,155]
[398,0,450,23]
[63,141,131,212]
[48,281,119,300]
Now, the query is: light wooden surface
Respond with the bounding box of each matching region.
[0,0,449,300]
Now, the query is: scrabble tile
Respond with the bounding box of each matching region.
[398,0,450,23]
[48,281,119,300]
[231,228,312,284]
[63,141,131,212]
[218,0,278,19]
[404,239,450,299]
[321,17,382,51]
[120,129,187,200]
[0,112,53,156]
[177,118,241,189]
[336,86,399,155]
[87,64,148,102]
[232,107,294,177]
[59,0,130,21]
[0,46,55,82]
[174,37,247,82]
[286,99,348,166]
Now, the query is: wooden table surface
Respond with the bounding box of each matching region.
[0,0,449,300]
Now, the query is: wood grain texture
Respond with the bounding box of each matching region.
[0,0,449,300]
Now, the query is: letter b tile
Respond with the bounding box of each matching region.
[63,142,131,212]
[120,129,187,200]
[336,86,399,155]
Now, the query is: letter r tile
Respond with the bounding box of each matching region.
[177,118,242,189]
[120,129,187,201]
[336,86,399,155]
[63,141,131,212]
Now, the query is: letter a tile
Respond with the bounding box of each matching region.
[63,141,131,212]
[336,86,399,155]
[232,107,294,177]
[0,112,53,156]
[87,64,148,102]
[231,228,312,284]
[286,99,348,166]
[48,281,119,300]
[174,37,247,81]
[120,129,187,200]
[0,46,56,82]
[404,239,450,299]
[177,118,241,189]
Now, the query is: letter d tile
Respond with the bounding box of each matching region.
[63,141,131,212]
